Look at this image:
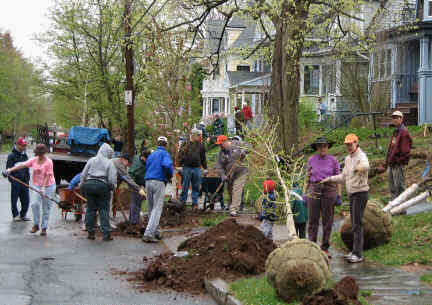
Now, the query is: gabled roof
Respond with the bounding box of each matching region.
[227,71,267,86]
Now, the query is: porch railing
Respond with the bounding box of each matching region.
[396,74,418,103]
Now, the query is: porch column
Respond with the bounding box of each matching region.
[300,64,305,96]
[242,89,245,106]
[202,97,206,117]
[319,64,323,96]
[208,97,212,115]
[234,94,238,108]
[224,96,228,113]
[418,35,432,124]
[252,94,256,117]
[391,46,398,108]
[335,60,341,96]
[258,93,262,114]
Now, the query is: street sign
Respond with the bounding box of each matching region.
[125,90,133,106]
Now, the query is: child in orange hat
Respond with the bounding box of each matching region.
[259,178,277,240]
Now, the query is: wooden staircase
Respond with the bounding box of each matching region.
[379,102,418,128]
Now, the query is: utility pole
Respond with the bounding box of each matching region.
[124,0,135,157]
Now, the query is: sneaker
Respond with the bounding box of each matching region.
[20,216,30,221]
[30,225,39,233]
[155,231,163,240]
[88,232,96,240]
[40,229,47,236]
[344,252,354,260]
[12,216,21,222]
[230,211,237,217]
[142,235,160,243]
[348,255,364,263]
[103,235,113,241]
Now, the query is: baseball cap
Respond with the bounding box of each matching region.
[215,135,228,145]
[392,110,403,118]
[17,137,28,146]
[120,152,130,162]
[191,128,202,135]
[157,136,168,143]
[199,121,205,126]
[344,134,359,144]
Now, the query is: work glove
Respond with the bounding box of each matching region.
[335,195,342,206]
[2,170,9,178]
[221,175,227,182]
[139,187,146,197]
[203,169,209,176]
[176,167,183,175]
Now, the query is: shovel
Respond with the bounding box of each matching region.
[207,161,239,209]
[4,173,72,209]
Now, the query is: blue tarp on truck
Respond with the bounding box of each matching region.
[67,126,110,155]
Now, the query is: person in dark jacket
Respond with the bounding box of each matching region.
[178,128,208,209]
[128,150,151,228]
[291,182,308,239]
[142,136,174,243]
[380,111,413,200]
[112,135,123,157]
[234,106,244,136]
[6,137,30,221]
[199,121,208,141]
[213,114,224,136]
[259,179,277,240]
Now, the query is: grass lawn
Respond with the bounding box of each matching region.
[229,276,373,305]
[331,211,432,266]
[420,274,432,285]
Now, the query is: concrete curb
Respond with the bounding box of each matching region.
[204,278,242,305]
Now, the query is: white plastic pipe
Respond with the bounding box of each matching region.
[390,191,429,215]
[289,190,304,202]
[383,183,419,212]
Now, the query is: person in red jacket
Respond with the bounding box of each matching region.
[380,111,412,200]
[242,103,253,129]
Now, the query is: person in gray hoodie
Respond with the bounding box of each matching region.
[80,143,117,241]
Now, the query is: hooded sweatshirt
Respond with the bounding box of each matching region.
[80,143,117,190]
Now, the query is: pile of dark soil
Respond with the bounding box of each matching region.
[302,276,361,305]
[128,218,276,294]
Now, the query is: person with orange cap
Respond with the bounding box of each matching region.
[321,133,369,263]
[259,178,277,239]
[379,111,412,200]
[215,135,248,216]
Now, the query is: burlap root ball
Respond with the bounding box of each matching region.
[266,239,331,302]
[340,199,393,250]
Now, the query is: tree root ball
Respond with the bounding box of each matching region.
[340,199,393,250]
[265,239,331,302]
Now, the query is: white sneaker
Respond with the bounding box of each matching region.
[348,255,364,263]
[344,252,354,260]
[230,211,237,217]
[12,216,21,222]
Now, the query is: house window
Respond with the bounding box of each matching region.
[237,65,250,72]
[379,50,385,80]
[304,65,320,95]
[429,0,432,17]
[212,98,220,113]
[385,49,392,78]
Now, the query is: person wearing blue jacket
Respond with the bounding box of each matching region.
[142,136,174,243]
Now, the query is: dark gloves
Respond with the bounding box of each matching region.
[2,170,9,178]
[335,195,342,206]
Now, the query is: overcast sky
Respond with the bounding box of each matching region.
[0,0,54,63]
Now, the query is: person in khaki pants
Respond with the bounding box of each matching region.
[215,135,248,217]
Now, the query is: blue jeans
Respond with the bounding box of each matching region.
[81,180,111,237]
[31,184,56,229]
[180,167,201,206]
[129,191,144,225]
[11,181,30,218]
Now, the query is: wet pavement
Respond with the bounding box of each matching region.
[0,153,216,305]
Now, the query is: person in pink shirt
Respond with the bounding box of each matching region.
[6,144,56,236]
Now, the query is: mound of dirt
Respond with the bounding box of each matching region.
[302,276,361,305]
[130,218,276,294]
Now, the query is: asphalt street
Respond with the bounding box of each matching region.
[0,153,216,305]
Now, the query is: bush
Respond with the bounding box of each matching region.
[324,126,392,145]
[298,99,317,133]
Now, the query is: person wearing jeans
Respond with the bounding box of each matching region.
[5,144,56,236]
[142,136,174,243]
[80,143,117,241]
[178,128,207,209]
[321,134,369,263]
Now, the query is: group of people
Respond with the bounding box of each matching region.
[258,110,412,264]
[3,110,412,259]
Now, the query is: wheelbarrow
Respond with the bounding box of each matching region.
[56,185,86,221]
[201,176,225,210]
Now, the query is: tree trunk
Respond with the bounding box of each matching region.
[269,2,309,154]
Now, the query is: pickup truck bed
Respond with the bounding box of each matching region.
[48,153,90,185]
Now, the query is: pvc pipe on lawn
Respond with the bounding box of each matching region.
[383,183,419,212]
[390,191,429,215]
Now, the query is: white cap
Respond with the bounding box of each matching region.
[157,136,168,143]
[392,110,403,117]
[200,121,205,125]
[191,128,202,135]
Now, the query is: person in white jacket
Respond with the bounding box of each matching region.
[321,133,369,263]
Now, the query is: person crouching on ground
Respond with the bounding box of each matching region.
[259,179,277,240]
[215,135,248,217]
[80,143,117,241]
[5,144,56,236]
[142,136,174,243]
[128,150,151,232]
[178,128,208,210]
[321,134,369,263]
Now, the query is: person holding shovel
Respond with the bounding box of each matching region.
[80,143,117,241]
[215,135,248,217]
[321,134,369,263]
[5,144,56,236]
[306,137,341,258]
[6,137,30,222]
